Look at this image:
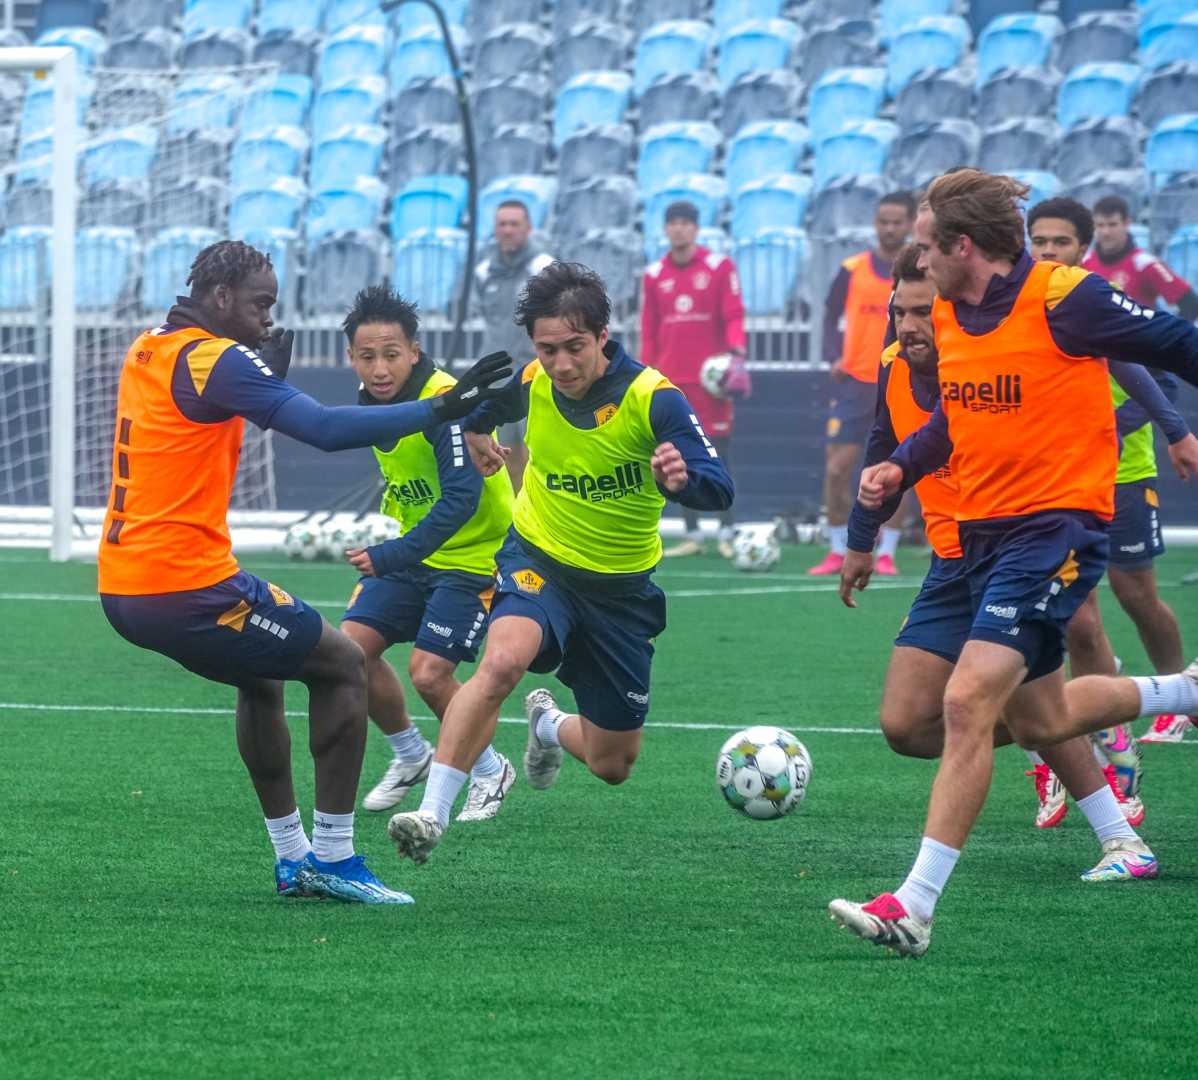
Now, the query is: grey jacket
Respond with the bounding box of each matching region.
[473,239,556,361]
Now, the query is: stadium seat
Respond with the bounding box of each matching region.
[813,119,899,192]
[37,0,103,33]
[887,119,980,189]
[152,129,233,189]
[254,28,321,77]
[811,226,876,327]
[554,71,633,148]
[717,19,800,89]
[475,23,550,86]
[977,15,1062,85]
[76,226,138,310]
[1138,60,1198,132]
[0,74,20,126]
[229,126,308,193]
[557,123,632,188]
[1007,169,1061,210]
[474,74,548,137]
[104,28,179,70]
[896,67,974,129]
[555,20,631,89]
[307,176,386,241]
[1058,0,1129,20]
[635,0,708,34]
[978,117,1059,173]
[479,123,552,188]
[258,0,323,34]
[109,0,179,36]
[477,176,557,233]
[16,130,54,185]
[1150,172,1198,251]
[0,226,52,309]
[977,66,1060,121]
[144,176,227,230]
[319,25,386,85]
[1059,12,1137,72]
[800,19,877,89]
[389,124,462,188]
[807,174,889,237]
[469,0,541,38]
[639,72,719,129]
[19,76,91,140]
[311,76,386,142]
[557,227,640,308]
[714,0,785,33]
[721,69,800,139]
[1057,63,1139,128]
[555,176,638,243]
[1057,116,1140,185]
[324,0,385,34]
[554,0,621,36]
[180,27,251,68]
[4,181,53,227]
[879,0,952,42]
[391,24,470,92]
[304,229,388,316]
[79,177,149,229]
[732,226,807,317]
[241,74,313,136]
[311,124,384,191]
[644,174,727,235]
[141,226,221,312]
[392,227,467,314]
[1147,113,1198,184]
[966,0,1037,39]
[34,26,106,68]
[725,120,808,195]
[90,81,167,133]
[169,74,238,135]
[82,125,158,186]
[731,174,813,240]
[808,67,887,144]
[230,175,306,235]
[183,0,251,36]
[1165,224,1198,286]
[391,175,470,237]
[1144,12,1198,70]
[634,21,713,98]
[1071,169,1149,223]
[237,225,296,302]
[645,225,733,263]
[638,122,722,197]
[887,16,971,98]
[394,0,467,37]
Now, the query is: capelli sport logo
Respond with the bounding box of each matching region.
[384,477,436,508]
[546,462,645,502]
[941,374,1022,414]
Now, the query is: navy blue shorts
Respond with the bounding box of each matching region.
[491,533,667,731]
[341,564,495,663]
[826,376,877,446]
[101,571,324,687]
[961,511,1109,681]
[894,554,973,664]
[1109,479,1164,570]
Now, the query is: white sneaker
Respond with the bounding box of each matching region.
[386,810,444,865]
[1140,714,1193,743]
[523,688,564,790]
[1080,838,1159,883]
[456,754,517,822]
[362,748,433,811]
[1027,762,1067,829]
[828,892,932,957]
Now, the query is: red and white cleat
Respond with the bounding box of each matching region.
[1027,762,1068,829]
[874,553,899,576]
[828,892,932,957]
[808,552,845,576]
[1139,714,1193,744]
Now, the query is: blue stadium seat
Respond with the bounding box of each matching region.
[237,226,296,303]
[319,25,386,84]
[108,0,177,36]
[1057,116,1140,184]
[153,128,233,190]
[644,174,728,235]
[80,177,148,229]
[725,120,808,195]
[721,69,800,138]
[104,27,179,69]
[808,67,886,144]
[304,229,388,316]
[477,176,557,232]
[19,76,91,140]
[1138,60,1198,131]
[141,226,220,312]
[888,119,980,189]
[977,15,1062,85]
[253,28,320,76]
[311,76,386,142]
[978,117,1059,172]
[1007,170,1061,211]
[717,19,800,88]
[396,0,467,36]
[967,0,1037,39]
[813,119,899,191]
[557,123,632,188]
[0,226,51,308]
[258,0,323,34]
[1144,12,1198,69]
[474,74,547,135]
[230,176,307,235]
[807,174,890,237]
[4,180,52,226]
[324,0,385,34]
[557,227,641,308]
[76,226,138,310]
[230,126,309,192]
[34,26,106,67]
[389,124,462,188]
[481,123,552,189]
[307,176,385,241]
[393,227,467,314]
[635,0,708,32]
[470,0,542,37]
[169,74,238,134]
[556,176,638,243]
[554,20,631,89]
[1150,172,1198,251]
[640,72,719,129]
[183,0,251,36]
[1165,224,1198,286]
[241,74,313,136]
[82,125,158,185]
[1057,62,1139,128]
[634,20,713,98]
[800,19,877,88]
[879,0,952,42]
[16,131,54,185]
[888,16,971,98]
[1072,169,1149,222]
[896,67,974,128]
[144,176,227,230]
[554,71,633,147]
[392,175,470,237]
[733,226,808,317]
[554,0,620,36]
[475,22,550,85]
[1141,3,1198,46]
[977,65,1060,120]
[181,27,251,68]
[93,76,169,127]
[1059,0,1129,21]
[714,0,784,33]
[1147,113,1198,184]
[37,0,103,33]
[731,174,813,240]
[1059,12,1137,72]
[638,122,721,197]
[390,24,470,92]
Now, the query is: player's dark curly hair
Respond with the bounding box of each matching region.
[514,261,611,338]
[186,240,273,297]
[892,243,927,284]
[342,284,420,344]
[1028,197,1095,250]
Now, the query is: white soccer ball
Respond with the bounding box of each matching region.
[360,512,402,547]
[732,525,781,572]
[284,517,324,561]
[716,725,812,820]
[699,353,731,399]
[318,513,359,561]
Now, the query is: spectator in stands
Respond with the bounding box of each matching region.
[810,191,915,578]
[641,200,749,559]
[474,199,555,491]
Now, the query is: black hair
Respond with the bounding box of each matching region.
[187,239,273,297]
[1093,194,1131,221]
[892,243,926,284]
[495,199,531,220]
[515,261,611,338]
[880,190,917,218]
[1027,196,1094,249]
[342,284,420,345]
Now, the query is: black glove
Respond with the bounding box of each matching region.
[431,351,514,421]
[258,327,294,380]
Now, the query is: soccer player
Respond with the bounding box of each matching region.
[97,241,511,904]
[810,191,914,578]
[828,170,1198,956]
[332,286,518,823]
[386,261,734,864]
[641,200,747,559]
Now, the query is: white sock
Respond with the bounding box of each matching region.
[311,809,354,863]
[1132,674,1198,716]
[535,708,567,747]
[386,725,428,763]
[1024,749,1044,766]
[718,524,736,543]
[419,762,468,828]
[878,527,900,558]
[894,836,961,922]
[1076,785,1137,844]
[471,744,503,779]
[829,525,848,555]
[264,809,312,862]
[687,528,704,544]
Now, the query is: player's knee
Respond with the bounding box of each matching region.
[475,649,525,701]
[880,711,941,759]
[408,652,454,700]
[590,757,633,785]
[941,684,990,739]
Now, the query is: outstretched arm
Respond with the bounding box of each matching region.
[1108,361,1190,443]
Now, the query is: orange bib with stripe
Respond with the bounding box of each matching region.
[840,253,892,385]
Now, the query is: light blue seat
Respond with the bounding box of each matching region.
[896,67,974,127]
[1061,11,1137,72]
[1165,223,1198,286]
[169,74,238,134]
[481,123,552,188]
[393,227,467,313]
[725,120,808,194]
[1138,60,1198,131]
[307,176,386,241]
[395,0,467,36]
[634,21,712,98]
[879,0,952,43]
[808,174,889,236]
[813,119,899,191]
[731,174,813,240]
[0,226,52,309]
[1144,12,1198,69]
[319,24,387,84]
[474,73,547,133]
[554,71,633,147]
[19,76,92,140]
[230,126,308,192]
[1140,1,1198,49]
[76,226,138,310]
[390,123,463,187]
[808,67,886,143]
[16,131,54,185]
[978,116,1058,172]
[475,22,550,85]
[141,226,221,312]
[801,18,878,88]
[82,125,158,185]
[1073,169,1150,223]
[977,14,1062,85]
[324,0,385,34]
[254,26,320,77]
[397,75,460,127]
[229,176,307,235]
[714,0,784,33]
[237,226,297,298]
[732,226,808,316]
[1007,170,1061,211]
[183,0,251,36]
[241,74,313,135]
[180,26,251,67]
[474,0,543,36]
[259,0,325,34]
[644,173,728,234]
[103,27,179,70]
[644,225,731,264]
[389,24,469,91]
[35,26,106,68]
[554,20,631,90]
[311,76,386,142]
[558,123,632,187]
[310,124,385,191]
[1147,113,1198,183]
[557,176,637,242]
[638,122,721,197]
[717,19,800,88]
[978,65,1060,120]
[558,227,641,307]
[1057,62,1139,127]
[477,175,557,232]
[888,119,980,189]
[721,68,800,137]
[888,15,971,97]
[304,229,388,316]
[1058,116,1139,184]
[391,175,470,237]
[4,180,53,226]
[640,71,719,129]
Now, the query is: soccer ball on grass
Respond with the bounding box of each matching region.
[716,726,812,819]
[732,524,781,572]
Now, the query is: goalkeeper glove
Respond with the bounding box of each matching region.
[431,351,514,421]
[721,350,752,399]
[258,327,295,381]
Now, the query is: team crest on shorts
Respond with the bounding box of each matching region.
[512,569,545,594]
[268,582,294,606]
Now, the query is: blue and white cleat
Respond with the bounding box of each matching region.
[296,854,414,905]
[276,856,322,898]
[1080,839,1159,883]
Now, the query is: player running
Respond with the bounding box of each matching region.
[333,286,518,823]
[97,241,511,904]
[386,261,734,863]
[828,170,1198,956]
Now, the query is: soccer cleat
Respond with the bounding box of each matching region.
[874,553,899,576]
[362,747,433,811]
[717,538,735,560]
[828,892,932,957]
[807,552,845,576]
[1103,763,1145,826]
[663,539,705,557]
[1094,724,1143,800]
[275,855,322,898]
[295,853,414,904]
[1080,838,1159,883]
[1140,714,1193,743]
[523,688,564,790]
[386,810,445,865]
[1027,762,1068,829]
[456,754,517,822]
